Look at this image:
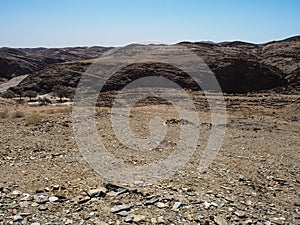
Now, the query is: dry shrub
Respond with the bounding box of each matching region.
[48,106,72,114]
[25,113,45,125]
[57,106,72,114]
[0,110,8,119]
[11,110,25,118]
[47,109,56,114]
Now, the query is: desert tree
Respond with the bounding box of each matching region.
[53,85,68,102]
[24,90,38,101]
[1,90,15,99]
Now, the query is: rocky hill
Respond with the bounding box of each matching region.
[0,46,112,81]
[2,36,300,95]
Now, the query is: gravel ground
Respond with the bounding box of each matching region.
[0,92,299,225]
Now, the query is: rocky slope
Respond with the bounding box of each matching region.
[0,46,112,81]
[3,36,300,95]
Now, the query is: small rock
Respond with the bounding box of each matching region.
[224,196,235,202]
[157,216,165,223]
[31,202,39,207]
[116,210,130,217]
[124,216,133,223]
[111,203,135,213]
[204,201,211,209]
[33,193,48,204]
[156,202,168,208]
[234,210,246,218]
[290,116,298,122]
[104,183,128,193]
[44,187,50,192]
[65,219,73,224]
[20,193,31,201]
[243,219,253,224]
[49,196,59,202]
[132,215,146,222]
[19,201,29,208]
[145,197,160,205]
[172,201,182,210]
[133,180,145,186]
[210,202,218,207]
[151,218,158,224]
[38,205,48,211]
[77,196,90,204]
[18,212,31,217]
[12,190,22,196]
[10,203,19,209]
[87,187,107,198]
[13,214,23,221]
[52,184,60,190]
[214,215,228,225]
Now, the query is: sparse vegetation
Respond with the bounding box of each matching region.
[0,110,8,119]
[53,85,69,102]
[38,97,52,105]
[1,90,15,99]
[24,90,38,101]
[11,110,25,118]
[24,113,45,125]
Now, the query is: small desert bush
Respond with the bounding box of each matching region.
[0,110,8,119]
[25,113,45,125]
[38,97,52,105]
[52,107,72,114]
[11,110,25,118]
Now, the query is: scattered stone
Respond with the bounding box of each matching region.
[87,187,107,198]
[38,205,48,211]
[105,183,128,193]
[52,184,60,190]
[13,214,23,221]
[18,212,31,217]
[145,196,160,205]
[214,215,228,225]
[204,201,218,209]
[132,215,146,222]
[157,216,165,224]
[290,116,298,122]
[224,196,235,202]
[111,203,135,213]
[124,216,133,223]
[49,195,59,202]
[31,202,39,207]
[151,218,158,224]
[33,193,48,204]
[156,202,168,208]
[116,210,130,217]
[20,193,31,201]
[172,201,182,210]
[11,190,22,196]
[19,201,29,208]
[77,196,90,204]
[234,211,246,218]
[65,219,73,224]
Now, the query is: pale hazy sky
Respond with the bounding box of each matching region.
[0,0,299,47]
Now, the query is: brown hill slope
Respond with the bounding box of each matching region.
[0,46,112,81]
[4,36,300,94]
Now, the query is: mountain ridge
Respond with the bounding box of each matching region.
[1,36,299,95]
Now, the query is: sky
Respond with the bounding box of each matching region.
[0,0,299,47]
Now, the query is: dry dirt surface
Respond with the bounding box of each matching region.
[0,92,299,225]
